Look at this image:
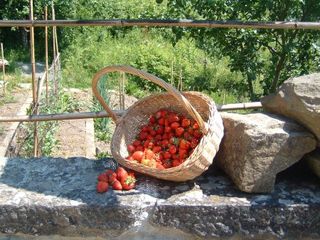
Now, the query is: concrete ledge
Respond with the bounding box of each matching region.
[0,157,319,239]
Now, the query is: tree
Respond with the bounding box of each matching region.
[166,0,320,99]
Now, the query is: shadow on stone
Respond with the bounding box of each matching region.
[0,157,319,238]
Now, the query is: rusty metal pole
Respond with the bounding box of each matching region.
[29,0,39,157]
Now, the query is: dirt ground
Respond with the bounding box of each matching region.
[0,85,138,158]
[52,88,137,158]
[0,87,32,156]
[51,88,96,158]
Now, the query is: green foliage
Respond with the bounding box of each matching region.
[20,91,80,157]
[166,0,320,99]
[62,28,245,101]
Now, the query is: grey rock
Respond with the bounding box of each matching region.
[215,112,317,193]
[305,148,320,178]
[0,157,319,239]
[261,73,320,145]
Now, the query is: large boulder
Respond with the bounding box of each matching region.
[215,112,316,193]
[261,73,320,145]
[304,148,320,178]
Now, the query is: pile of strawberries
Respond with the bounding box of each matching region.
[126,109,203,169]
[96,167,136,193]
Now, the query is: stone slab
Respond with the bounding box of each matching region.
[0,157,319,239]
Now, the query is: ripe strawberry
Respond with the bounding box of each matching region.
[116,167,128,180]
[170,122,180,129]
[168,145,177,154]
[181,118,191,127]
[141,125,149,132]
[193,122,199,129]
[179,139,190,150]
[121,174,136,190]
[168,113,180,123]
[179,149,188,159]
[155,126,164,135]
[136,145,144,152]
[158,118,165,125]
[112,180,123,190]
[133,140,141,147]
[155,110,163,119]
[163,151,171,160]
[127,144,135,153]
[172,159,181,167]
[190,138,199,149]
[132,151,144,162]
[156,162,165,170]
[149,115,156,124]
[193,129,202,139]
[105,170,115,176]
[96,181,109,193]
[161,139,169,147]
[144,149,155,160]
[164,126,171,133]
[139,131,148,140]
[97,173,109,182]
[175,127,185,137]
[152,146,162,153]
[108,173,117,185]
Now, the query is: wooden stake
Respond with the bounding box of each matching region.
[120,72,125,110]
[1,43,6,96]
[52,1,57,95]
[29,0,39,157]
[45,6,49,104]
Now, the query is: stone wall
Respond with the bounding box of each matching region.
[0,157,319,239]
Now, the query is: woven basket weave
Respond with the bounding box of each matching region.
[92,65,224,182]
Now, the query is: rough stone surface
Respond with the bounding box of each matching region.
[215,112,316,193]
[0,157,319,239]
[305,148,320,178]
[261,73,320,145]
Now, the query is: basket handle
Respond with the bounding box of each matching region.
[92,65,208,134]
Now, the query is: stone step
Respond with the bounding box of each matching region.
[0,157,318,239]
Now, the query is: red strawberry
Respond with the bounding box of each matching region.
[112,180,123,190]
[175,127,184,137]
[181,118,191,127]
[149,115,156,124]
[96,181,109,193]
[116,167,128,180]
[121,174,136,190]
[108,173,117,185]
[127,144,135,153]
[168,145,177,154]
[97,173,109,182]
[172,159,182,167]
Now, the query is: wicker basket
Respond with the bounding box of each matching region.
[92,65,224,182]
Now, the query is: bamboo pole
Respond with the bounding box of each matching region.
[45,6,49,104]
[52,2,57,96]
[1,43,6,96]
[217,102,262,111]
[53,5,59,55]
[29,0,38,157]
[0,110,125,122]
[0,20,320,30]
[0,102,263,123]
